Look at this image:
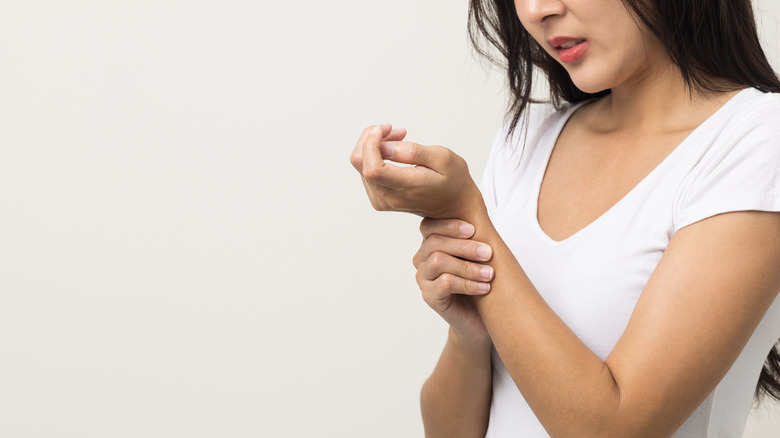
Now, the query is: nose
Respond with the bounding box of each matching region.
[516,0,566,25]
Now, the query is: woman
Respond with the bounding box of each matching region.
[350,0,780,436]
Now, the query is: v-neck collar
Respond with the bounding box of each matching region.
[529,88,752,246]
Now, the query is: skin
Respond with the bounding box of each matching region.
[350,0,780,437]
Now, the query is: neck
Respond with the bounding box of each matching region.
[593,57,739,135]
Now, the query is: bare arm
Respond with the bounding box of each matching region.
[420,328,492,438]
[351,126,780,437]
[412,220,496,436]
[463,204,780,437]
[352,125,496,436]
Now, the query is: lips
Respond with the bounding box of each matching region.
[547,36,589,63]
[558,40,584,49]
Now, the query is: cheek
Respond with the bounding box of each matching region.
[604,33,658,76]
[568,43,651,93]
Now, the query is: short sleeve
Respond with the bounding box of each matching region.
[673,97,780,232]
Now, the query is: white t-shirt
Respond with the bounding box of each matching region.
[479,87,780,438]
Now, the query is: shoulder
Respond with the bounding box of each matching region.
[739,87,780,109]
[672,88,780,231]
[682,88,780,167]
[705,88,780,159]
[720,88,780,133]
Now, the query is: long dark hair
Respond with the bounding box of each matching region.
[467,0,780,404]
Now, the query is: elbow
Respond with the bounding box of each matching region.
[549,419,674,438]
[553,400,678,438]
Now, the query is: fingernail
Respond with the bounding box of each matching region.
[478,282,490,292]
[379,141,395,159]
[459,223,475,237]
[370,125,381,135]
[480,266,493,280]
[477,245,492,260]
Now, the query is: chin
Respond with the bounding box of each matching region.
[567,69,613,95]
[570,77,610,95]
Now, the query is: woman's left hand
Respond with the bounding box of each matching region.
[349,124,484,219]
[412,217,494,344]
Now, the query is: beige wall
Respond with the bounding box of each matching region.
[0,1,778,436]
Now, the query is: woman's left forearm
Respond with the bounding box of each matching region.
[464,206,623,438]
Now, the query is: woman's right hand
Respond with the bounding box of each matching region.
[413,217,495,344]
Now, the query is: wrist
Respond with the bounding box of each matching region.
[449,325,492,353]
[457,183,489,225]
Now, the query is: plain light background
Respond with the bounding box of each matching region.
[0,1,779,437]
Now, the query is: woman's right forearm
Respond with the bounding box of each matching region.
[420,327,493,438]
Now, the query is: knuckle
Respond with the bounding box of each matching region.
[435,145,453,161]
[349,150,362,168]
[426,234,444,251]
[407,143,422,161]
[362,165,380,181]
[427,252,446,270]
[453,149,464,162]
[438,273,454,291]
[463,277,475,293]
[466,261,480,279]
[467,241,483,259]
[420,281,434,299]
[415,268,424,286]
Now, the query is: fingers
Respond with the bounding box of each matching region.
[350,124,407,172]
[416,252,494,297]
[352,124,449,193]
[413,217,489,269]
[421,274,490,310]
[361,126,393,182]
[419,233,492,264]
[379,141,447,170]
[383,126,408,142]
[362,130,438,189]
[351,125,381,172]
[423,252,495,282]
[420,217,475,239]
